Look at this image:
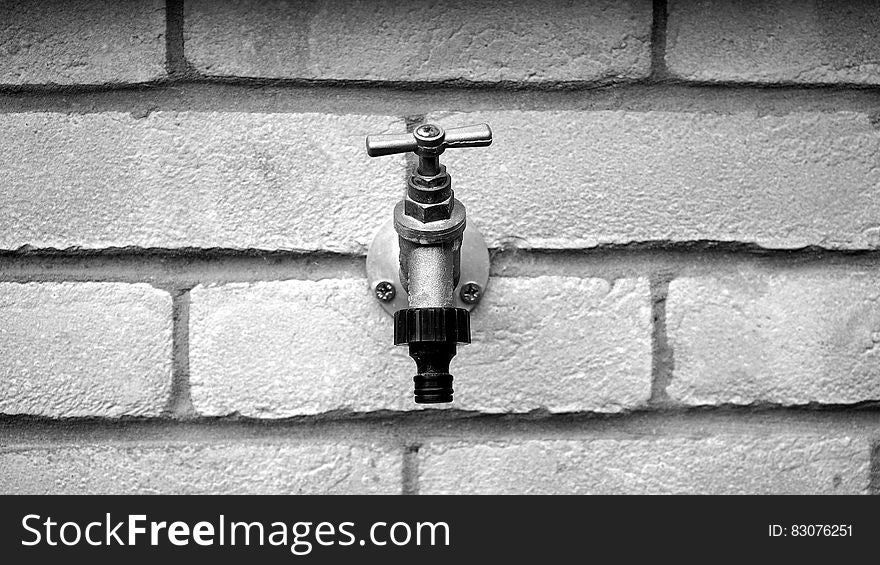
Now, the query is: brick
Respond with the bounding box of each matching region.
[0,112,404,251]
[0,0,166,85]
[666,270,880,406]
[430,110,880,250]
[189,277,652,416]
[5,109,879,252]
[184,0,652,82]
[6,111,880,253]
[419,437,870,494]
[0,282,172,417]
[0,442,401,494]
[666,0,880,84]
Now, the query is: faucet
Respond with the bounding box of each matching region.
[365,122,493,403]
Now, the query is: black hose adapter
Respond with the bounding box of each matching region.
[393,307,470,403]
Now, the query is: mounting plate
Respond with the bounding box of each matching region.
[366,219,490,316]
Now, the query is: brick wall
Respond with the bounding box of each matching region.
[1,0,878,495]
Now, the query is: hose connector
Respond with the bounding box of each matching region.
[394,307,470,403]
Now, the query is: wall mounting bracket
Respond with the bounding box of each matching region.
[366,219,490,316]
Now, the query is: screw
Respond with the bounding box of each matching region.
[416,124,440,137]
[460,282,482,305]
[375,281,396,302]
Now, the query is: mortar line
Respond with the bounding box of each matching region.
[1,77,880,96]
[869,441,880,495]
[401,444,421,495]
[403,114,426,174]
[405,114,427,131]
[164,0,194,79]
[0,82,878,117]
[2,405,880,437]
[2,247,880,286]
[649,276,674,405]
[650,0,669,80]
[165,288,196,419]
[3,243,880,260]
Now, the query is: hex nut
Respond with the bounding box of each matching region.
[404,193,454,222]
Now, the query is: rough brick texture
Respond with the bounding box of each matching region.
[419,437,870,494]
[4,109,880,252]
[667,269,880,406]
[3,0,880,498]
[189,277,652,416]
[432,110,880,250]
[0,0,166,85]
[666,0,880,84]
[0,283,172,417]
[0,112,403,251]
[184,0,652,82]
[0,442,401,494]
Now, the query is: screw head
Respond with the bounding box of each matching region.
[375,281,396,302]
[460,282,482,305]
[414,124,445,148]
[416,124,440,137]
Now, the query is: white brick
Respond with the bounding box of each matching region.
[430,110,880,250]
[666,0,880,84]
[6,109,879,252]
[184,0,652,82]
[0,442,400,494]
[420,437,870,494]
[0,0,166,84]
[0,112,404,251]
[0,282,172,417]
[189,277,652,416]
[667,270,880,406]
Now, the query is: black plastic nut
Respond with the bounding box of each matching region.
[393,307,470,345]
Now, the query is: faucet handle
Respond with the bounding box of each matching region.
[366,123,492,158]
[443,123,493,149]
[364,132,417,157]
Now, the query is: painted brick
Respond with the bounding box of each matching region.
[0,0,166,85]
[0,282,172,417]
[0,442,400,494]
[666,0,880,84]
[0,112,404,251]
[184,0,652,82]
[430,110,880,250]
[419,437,870,494]
[189,277,652,416]
[5,109,879,252]
[666,269,880,406]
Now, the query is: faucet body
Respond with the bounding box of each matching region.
[401,241,459,308]
[366,123,492,403]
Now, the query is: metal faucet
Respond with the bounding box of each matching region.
[366,123,492,403]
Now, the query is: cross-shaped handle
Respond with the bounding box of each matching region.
[366,123,492,174]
